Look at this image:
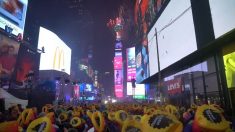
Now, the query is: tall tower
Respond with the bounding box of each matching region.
[107,17,124,98]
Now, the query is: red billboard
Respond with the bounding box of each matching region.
[166,78,182,95]
[115,85,123,98]
[114,56,122,69]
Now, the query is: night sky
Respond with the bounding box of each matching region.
[23,0,125,95]
[25,0,122,72]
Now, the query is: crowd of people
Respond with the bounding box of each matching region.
[0,102,234,132]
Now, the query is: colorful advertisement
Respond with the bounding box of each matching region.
[38,27,71,75]
[115,84,123,98]
[134,0,168,44]
[136,44,149,83]
[114,69,123,85]
[0,0,28,36]
[13,44,40,86]
[74,84,80,98]
[115,40,122,50]
[0,34,19,83]
[114,56,122,69]
[126,47,137,81]
[223,43,235,89]
[126,82,146,96]
[166,78,182,95]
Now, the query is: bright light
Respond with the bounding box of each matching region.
[104,100,108,104]
[112,99,117,103]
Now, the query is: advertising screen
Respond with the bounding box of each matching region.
[134,0,168,44]
[0,0,28,36]
[84,84,93,92]
[148,35,159,76]
[114,56,122,69]
[148,0,197,73]
[0,34,19,81]
[115,40,122,50]
[38,27,71,75]
[136,44,149,83]
[126,47,136,68]
[115,84,123,98]
[209,0,235,39]
[223,43,235,89]
[126,82,145,96]
[74,84,80,98]
[115,52,122,57]
[126,47,136,81]
[114,69,123,85]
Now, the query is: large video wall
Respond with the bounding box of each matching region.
[0,33,20,81]
[0,0,28,36]
[209,0,235,39]
[147,0,197,77]
[38,27,71,75]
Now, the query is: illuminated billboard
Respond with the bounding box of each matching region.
[114,69,123,85]
[126,47,136,81]
[115,40,122,50]
[115,85,123,98]
[148,0,197,75]
[136,44,149,83]
[209,0,235,38]
[126,82,145,96]
[38,27,71,75]
[127,47,136,68]
[0,33,20,80]
[0,0,28,36]
[114,56,122,69]
[223,43,235,89]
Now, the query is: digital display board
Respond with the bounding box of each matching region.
[126,82,145,96]
[0,33,19,80]
[0,0,28,36]
[126,47,136,68]
[115,40,122,50]
[114,69,123,85]
[74,84,80,98]
[126,47,136,81]
[148,0,197,75]
[115,84,123,98]
[209,0,235,39]
[223,43,235,89]
[38,27,71,75]
[114,56,122,69]
[134,0,168,44]
[136,44,149,83]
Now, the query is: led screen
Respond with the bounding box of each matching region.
[148,0,197,74]
[0,0,28,36]
[223,43,235,89]
[38,27,71,75]
[0,34,19,81]
[126,82,145,96]
[209,0,235,38]
[136,44,149,83]
[114,56,122,69]
[115,85,123,98]
[126,47,136,81]
[134,0,168,45]
[126,47,136,68]
[148,35,159,76]
[115,41,122,50]
[114,69,123,85]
